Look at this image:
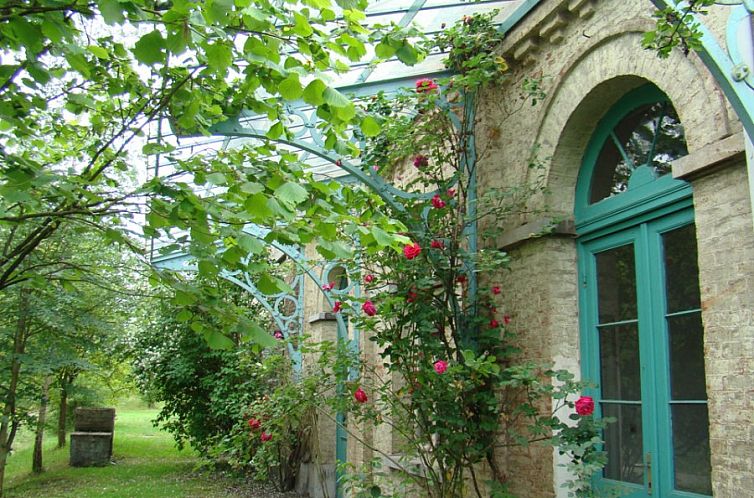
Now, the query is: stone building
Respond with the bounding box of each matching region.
[152,0,754,496]
[295,1,754,497]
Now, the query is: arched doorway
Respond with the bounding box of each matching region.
[576,84,712,497]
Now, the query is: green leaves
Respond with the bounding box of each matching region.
[238,318,277,348]
[279,74,304,101]
[275,181,308,207]
[303,79,327,106]
[205,42,233,73]
[98,0,126,24]
[204,329,236,349]
[133,30,167,65]
[360,115,381,137]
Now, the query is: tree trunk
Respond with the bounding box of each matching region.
[57,387,67,448]
[0,289,29,498]
[33,376,52,473]
[57,371,75,449]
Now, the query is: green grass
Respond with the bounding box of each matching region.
[4,405,254,498]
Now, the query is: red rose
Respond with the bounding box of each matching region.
[273,330,284,340]
[362,300,377,316]
[413,155,429,168]
[430,240,444,249]
[406,291,417,303]
[354,387,368,403]
[260,432,273,442]
[489,319,499,328]
[446,188,456,197]
[456,275,467,284]
[503,314,511,325]
[332,301,341,313]
[431,194,446,209]
[492,286,501,295]
[322,282,335,291]
[433,360,448,374]
[415,78,438,93]
[575,396,595,416]
[364,274,374,283]
[248,418,261,430]
[403,242,422,260]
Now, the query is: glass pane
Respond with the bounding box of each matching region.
[650,105,687,175]
[668,311,707,400]
[596,244,637,323]
[590,102,687,204]
[663,224,701,313]
[602,403,644,484]
[600,324,641,401]
[591,135,631,202]
[672,404,712,495]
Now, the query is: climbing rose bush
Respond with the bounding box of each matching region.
[331,12,609,497]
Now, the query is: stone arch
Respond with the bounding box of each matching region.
[532,26,731,215]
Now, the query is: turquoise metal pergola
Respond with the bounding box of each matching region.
[150,0,754,494]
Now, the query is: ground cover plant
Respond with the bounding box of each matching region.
[3,403,297,498]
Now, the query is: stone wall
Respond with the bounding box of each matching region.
[691,159,754,496]
[472,0,754,496]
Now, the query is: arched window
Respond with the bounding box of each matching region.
[589,100,687,203]
[576,85,712,497]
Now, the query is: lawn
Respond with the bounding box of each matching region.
[3,403,292,498]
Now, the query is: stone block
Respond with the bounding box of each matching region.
[70,432,113,467]
[74,407,115,432]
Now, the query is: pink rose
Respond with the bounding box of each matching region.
[446,188,456,197]
[362,300,377,316]
[322,282,335,291]
[575,396,594,416]
[503,314,511,325]
[260,432,272,442]
[332,301,341,313]
[492,286,501,295]
[433,360,448,374]
[430,240,444,249]
[273,330,284,340]
[431,194,446,209]
[413,155,429,168]
[248,418,261,430]
[354,387,368,403]
[364,274,374,283]
[415,78,438,93]
[403,242,422,260]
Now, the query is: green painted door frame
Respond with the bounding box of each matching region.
[576,85,711,496]
[579,205,711,497]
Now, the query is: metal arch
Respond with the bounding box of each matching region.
[650,1,754,138]
[211,116,434,215]
[150,251,305,371]
[222,272,304,370]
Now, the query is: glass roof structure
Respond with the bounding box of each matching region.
[148,0,531,184]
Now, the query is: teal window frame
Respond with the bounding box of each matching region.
[576,84,711,497]
[575,85,692,238]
